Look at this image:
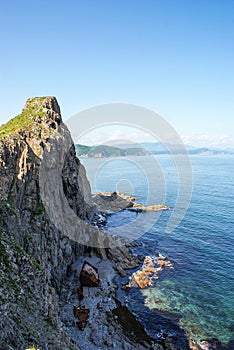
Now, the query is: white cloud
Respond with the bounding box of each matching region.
[182,134,234,149]
[76,125,157,146]
[76,124,234,150]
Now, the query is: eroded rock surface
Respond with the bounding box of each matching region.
[0,97,92,349]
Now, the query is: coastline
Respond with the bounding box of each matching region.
[59,246,191,350]
[84,191,229,350]
[58,189,191,350]
[60,254,155,350]
[1,98,232,350]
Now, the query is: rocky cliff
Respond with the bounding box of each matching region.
[0,97,190,350]
[0,97,95,349]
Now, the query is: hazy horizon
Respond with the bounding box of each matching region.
[75,124,234,149]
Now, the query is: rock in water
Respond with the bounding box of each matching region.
[127,255,174,289]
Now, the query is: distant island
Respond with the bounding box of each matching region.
[75,142,234,158]
[75,144,150,158]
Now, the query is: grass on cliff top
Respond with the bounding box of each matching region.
[0,98,46,140]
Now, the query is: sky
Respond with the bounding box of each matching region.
[1,0,233,148]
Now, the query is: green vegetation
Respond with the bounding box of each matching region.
[8,278,21,293]
[14,242,42,270]
[31,259,42,270]
[0,229,15,274]
[32,202,45,216]
[0,112,31,139]
[75,143,149,158]
[0,98,45,140]
[0,198,16,216]
[75,144,92,155]
[0,235,12,271]
[0,228,42,271]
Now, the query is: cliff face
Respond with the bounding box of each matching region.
[0,97,190,350]
[0,97,93,349]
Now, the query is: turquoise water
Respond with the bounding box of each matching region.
[82,155,234,347]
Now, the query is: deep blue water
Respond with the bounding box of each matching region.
[82,155,234,346]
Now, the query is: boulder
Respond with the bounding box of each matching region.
[79,261,99,287]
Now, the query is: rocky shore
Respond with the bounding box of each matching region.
[59,254,156,350]
[0,96,201,350]
[93,191,170,213]
[59,244,191,350]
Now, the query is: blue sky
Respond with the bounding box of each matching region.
[1,0,233,147]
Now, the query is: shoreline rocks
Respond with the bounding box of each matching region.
[129,203,170,213]
[93,191,170,213]
[126,255,173,289]
[59,255,156,349]
[59,247,191,350]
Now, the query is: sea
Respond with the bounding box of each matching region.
[81,155,234,349]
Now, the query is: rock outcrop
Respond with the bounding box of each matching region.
[126,255,173,289]
[0,97,93,349]
[93,191,170,213]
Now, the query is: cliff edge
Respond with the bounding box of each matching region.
[0,97,93,349]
